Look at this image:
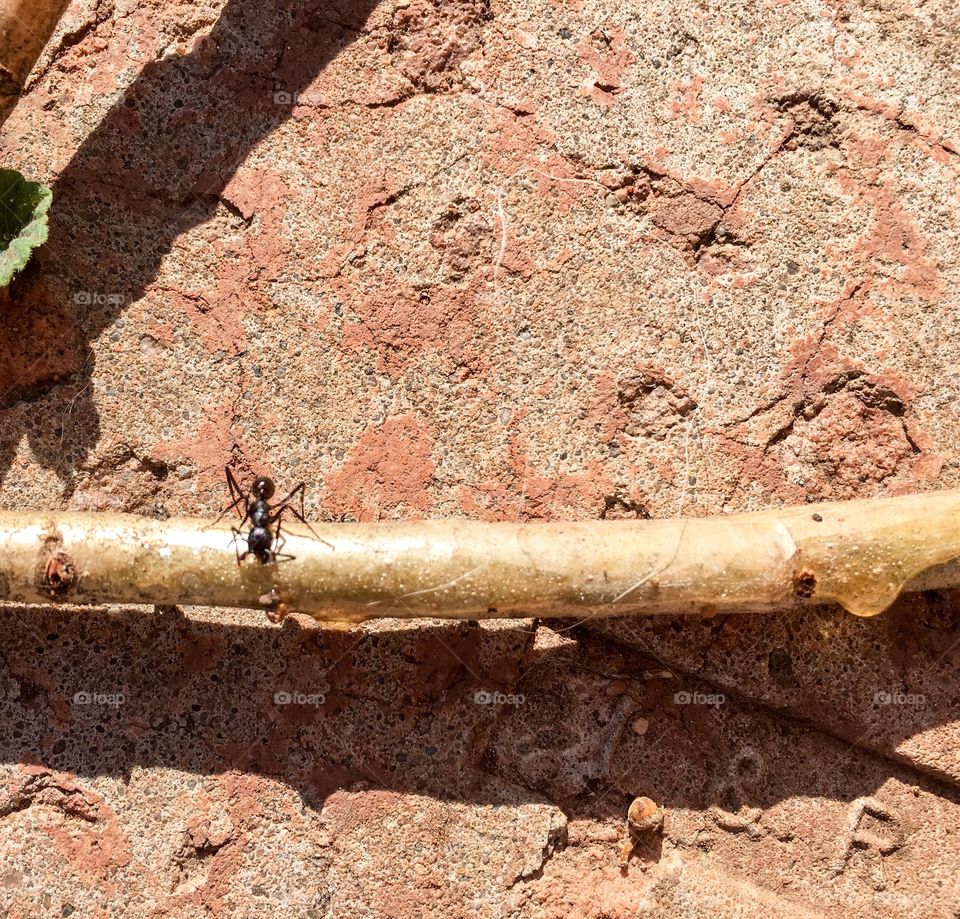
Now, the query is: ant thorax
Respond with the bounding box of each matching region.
[251,500,270,527]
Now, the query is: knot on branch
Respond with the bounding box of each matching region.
[36,533,77,598]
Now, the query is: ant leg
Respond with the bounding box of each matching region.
[209,466,251,528]
[230,526,248,565]
[270,528,295,564]
[209,502,244,528]
[229,467,255,528]
[272,503,333,550]
[272,482,307,518]
[226,466,245,509]
[271,483,331,547]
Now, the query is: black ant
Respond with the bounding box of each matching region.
[214,468,327,564]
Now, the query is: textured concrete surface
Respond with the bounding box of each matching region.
[1,0,959,915]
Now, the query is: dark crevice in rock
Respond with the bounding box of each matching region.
[763,372,912,454]
[773,91,842,151]
[601,495,651,520]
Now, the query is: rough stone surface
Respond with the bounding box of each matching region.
[1,0,959,915]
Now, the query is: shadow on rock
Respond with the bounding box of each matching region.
[0,0,382,480]
[1,597,957,823]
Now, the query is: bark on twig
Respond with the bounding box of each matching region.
[1,490,960,625]
[0,0,71,125]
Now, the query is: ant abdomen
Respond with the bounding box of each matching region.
[247,526,273,557]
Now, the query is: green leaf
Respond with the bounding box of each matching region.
[0,169,52,287]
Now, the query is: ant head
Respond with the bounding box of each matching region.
[253,476,275,500]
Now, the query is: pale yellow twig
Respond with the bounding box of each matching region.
[2,490,960,626]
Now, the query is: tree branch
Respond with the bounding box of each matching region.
[3,489,960,625]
